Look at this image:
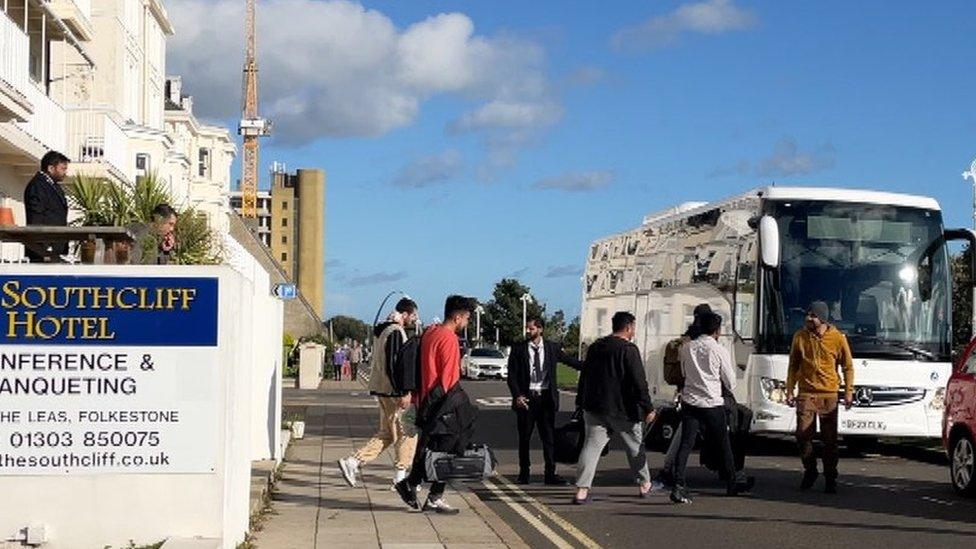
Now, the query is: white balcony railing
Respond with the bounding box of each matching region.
[19,83,66,152]
[65,109,130,181]
[0,13,30,98]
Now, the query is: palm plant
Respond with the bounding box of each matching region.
[66,174,109,226]
[173,208,223,265]
[132,172,173,223]
[102,180,133,226]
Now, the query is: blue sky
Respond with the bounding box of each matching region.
[168,0,976,323]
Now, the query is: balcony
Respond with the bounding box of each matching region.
[45,0,94,41]
[0,12,31,122]
[65,109,131,184]
[0,11,66,173]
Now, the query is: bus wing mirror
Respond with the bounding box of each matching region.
[759,215,780,269]
[944,228,976,286]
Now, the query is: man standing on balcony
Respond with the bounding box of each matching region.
[24,151,70,262]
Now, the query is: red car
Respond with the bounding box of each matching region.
[944,337,976,495]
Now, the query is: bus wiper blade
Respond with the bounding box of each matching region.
[847,333,936,361]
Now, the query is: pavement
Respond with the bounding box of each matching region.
[250,380,527,549]
[253,378,976,549]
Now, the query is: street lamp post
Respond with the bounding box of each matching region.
[520,293,534,336]
[964,159,976,335]
[474,305,484,344]
[372,290,410,327]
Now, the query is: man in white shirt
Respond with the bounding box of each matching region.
[670,312,754,504]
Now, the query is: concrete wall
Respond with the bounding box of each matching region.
[0,264,257,549]
[226,212,323,339]
[296,169,325,319]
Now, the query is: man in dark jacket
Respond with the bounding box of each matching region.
[24,151,70,262]
[573,312,655,504]
[507,315,583,485]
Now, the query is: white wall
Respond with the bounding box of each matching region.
[0,263,281,548]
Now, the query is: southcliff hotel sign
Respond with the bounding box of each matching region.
[0,275,219,475]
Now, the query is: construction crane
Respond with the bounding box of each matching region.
[238,0,270,219]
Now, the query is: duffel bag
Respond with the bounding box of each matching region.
[425,443,497,482]
[553,409,610,464]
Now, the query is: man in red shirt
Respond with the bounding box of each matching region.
[396,295,476,515]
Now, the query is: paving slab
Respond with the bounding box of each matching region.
[251,380,525,549]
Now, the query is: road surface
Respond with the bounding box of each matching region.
[461,379,976,549]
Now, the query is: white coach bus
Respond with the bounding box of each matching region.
[580,186,975,439]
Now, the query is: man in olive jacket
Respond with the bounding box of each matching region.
[338,298,418,488]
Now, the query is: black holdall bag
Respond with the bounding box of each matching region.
[553,408,610,464]
[424,444,498,482]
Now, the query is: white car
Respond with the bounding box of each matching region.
[462,348,508,380]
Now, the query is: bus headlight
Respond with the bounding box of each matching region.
[761,377,788,404]
[930,387,946,411]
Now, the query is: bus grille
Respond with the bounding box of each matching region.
[841,386,926,408]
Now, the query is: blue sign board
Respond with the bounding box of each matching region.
[273,283,297,300]
[0,275,219,346]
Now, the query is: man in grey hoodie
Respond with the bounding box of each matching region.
[338,298,419,487]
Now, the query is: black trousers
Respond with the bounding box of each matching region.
[673,403,736,490]
[332,364,342,380]
[406,430,446,498]
[515,390,556,476]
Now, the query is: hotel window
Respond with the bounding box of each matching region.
[282,236,287,244]
[198,148,211,178]
[282,201,288,211]
[281,218,287,227]
[281,253,287,262]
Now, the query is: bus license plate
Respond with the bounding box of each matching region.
[842,419,887,431]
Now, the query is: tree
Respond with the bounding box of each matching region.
[481,278,547,347]
[563,316,581,357]
[544,310,567,341]
[952,246,973,354]
[326,315,371,344]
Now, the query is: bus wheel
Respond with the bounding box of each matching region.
[950,433,976,496]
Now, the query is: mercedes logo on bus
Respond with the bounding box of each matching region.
[855,387,874,406]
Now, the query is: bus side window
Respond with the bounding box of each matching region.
[733,241,757,339]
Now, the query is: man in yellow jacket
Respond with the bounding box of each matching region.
[785,301,854,494]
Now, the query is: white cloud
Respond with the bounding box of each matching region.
[451,100,563,132]
[167,0,557,148]
[392,150,464,188]
[545,264,582,278]
[756,138,835,177]
[534,170,615,192]
[709,137,836,178]
[612,0,758,52]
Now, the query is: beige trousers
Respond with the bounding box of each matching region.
[352,396,417,470]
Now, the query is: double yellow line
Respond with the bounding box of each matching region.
[483,475,602,549]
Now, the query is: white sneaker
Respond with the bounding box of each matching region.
[422,496,460,515]
[391,468,408,490]
[338,457,359,487]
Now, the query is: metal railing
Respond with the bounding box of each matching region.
[65,108,131,181]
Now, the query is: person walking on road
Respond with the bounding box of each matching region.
[395,295,479,515]
[507,315,583,486]
[786,301,854,494]
[339,299,420,488]
[670,312,754,504]
[653,303,712,492]
[332,345,346,381]
[349,340,364,381]
[573,312,655,504]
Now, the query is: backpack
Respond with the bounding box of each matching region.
[390,333,422,394]
[663,337,685,386]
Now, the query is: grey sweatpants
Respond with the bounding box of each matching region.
[575,411,651,489]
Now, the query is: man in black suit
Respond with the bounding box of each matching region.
[506,315,583,485]
[24,150,70,262]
